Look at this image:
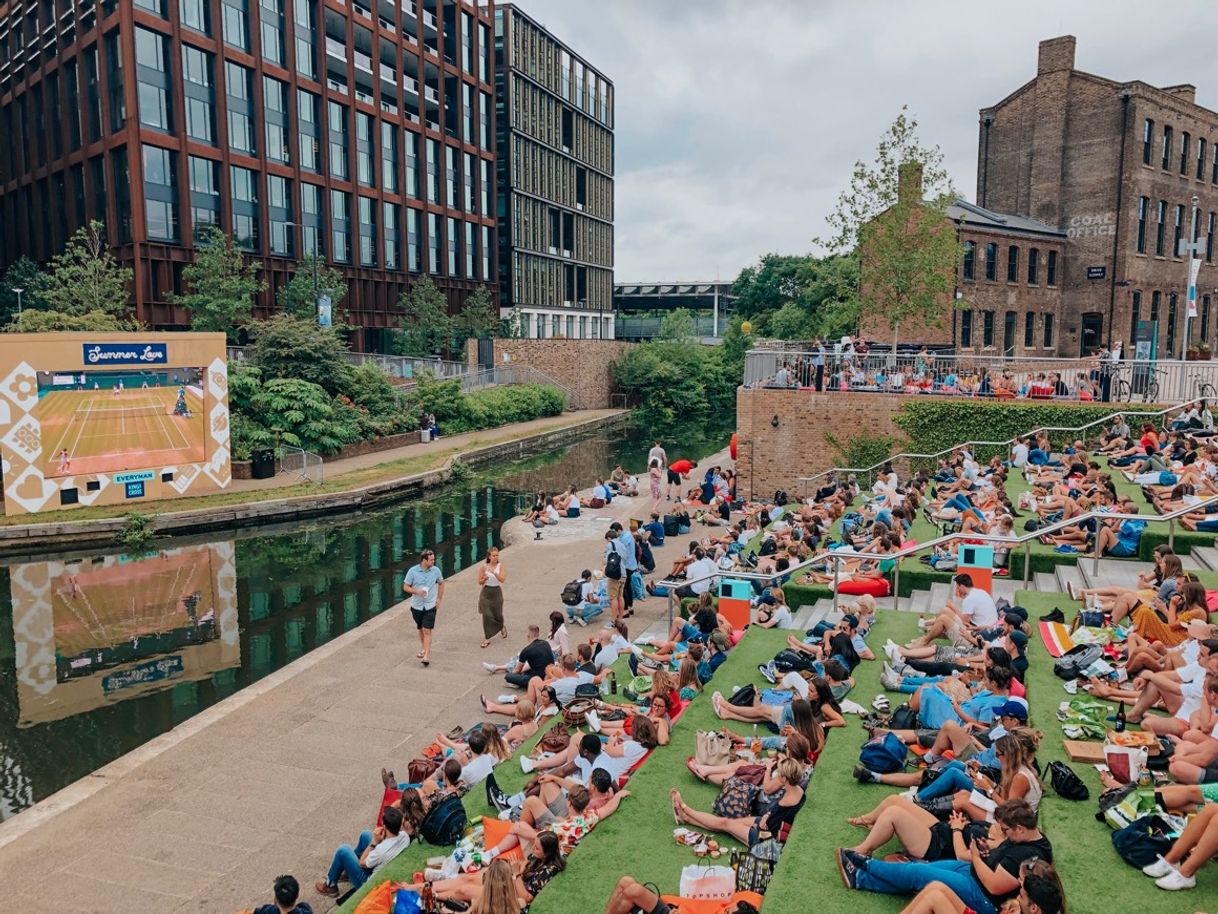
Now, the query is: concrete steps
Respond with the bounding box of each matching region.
[1034,571,1059,593]
[1192,546,1218,571]
[1054,563,1086,600]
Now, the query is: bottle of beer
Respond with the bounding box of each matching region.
[610,670,618,695]
[1114,702,1127,733]
[421,881,435,914]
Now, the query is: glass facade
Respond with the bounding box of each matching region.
[230,164,259,251]
[183,45,216,144]
[142,144,178,242]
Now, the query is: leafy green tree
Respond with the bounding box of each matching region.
[275,251,348,320]
[454,285,499,342]
[5,309,130,332]
[340,361,418,438]
[39,220,135,322]
[718,316,755,379]
[659,308,696,341]
[171,224,266,340]
[767,301,818,340]
[249,378,360,454]
[395,275,452,356]
[807,254,861,339]
[730,254,818,320]
[0,257,49,325]
[249,312,352,395]
[502,307,527,339]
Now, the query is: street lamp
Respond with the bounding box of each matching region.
[11,287,23,320]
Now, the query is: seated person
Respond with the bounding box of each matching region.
[521,718,658,778]
[566,569,607,627]
[556,486,581,518]
[503,767,621,829]
[898,859,1064,914]
[877,667,1013,741]
[486,626,555,689]
[482,686,559,722]
[1142,799,1218,890]
[245,875,314,914]
[412,839,566,909]
[581,477,614,508]
[603,877,760,914]
[640,512,666,546]
[315,805,412,897]
[591,692,673,746]
[671,757,807,845]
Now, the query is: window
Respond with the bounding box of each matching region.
[267,173,293,256]
[465,221,475,278]
[984,242,997,280]
[188,155,220,234]
[90,155,107,227]
[1156,200,1168,255]
[105,31,126,131]
[356,112,374,186]
[65,60,81,151]
[134,28,173,131]
[1027,247,1039,284]
[1136,196,1148,253]
[1203,295,1212,343]
[230,164,259,251]
[181,0,211,34]
[1214,143,1218,184]
[462,83,472,143]
[257,76,288,163]
[85,46,103,142]
[463,152,474,213]
[982,310,995,347]
[358,196,376,266]
[225,62,255,154]
[136,0,167,15]
[1151,290,1161,330]
[425,138,438,203]
[142,145,178,242]
[1024,311,1035,349]
[407,207,420,272]
[1199,138,1208,181]
[1208,212,1216,263]
[381,123,398,194]
[222,0,249,51]
[1006,246,1019,283]
[328,101,349,179]
[298,89,320,172]
[962,240,975,280]
[331,189,350,262]
[1130,290,1142,342]
[479,22,489,82]
[384,202,400,269]
[259,0,284,66]
[1181,132,1191,175]
[293,0,316,79]
[1162,125,1173,170]
[1042,313,1054,349]
[182,45,215,144]
[480,91,491,149]
[1167,291,1179,355]
[445,146,457,207]
[405,131,419,198]
[1174,203,1185,257]
[447,216,459,275]
[461,10,472,73]
[1142,118,1154,165]
[1002,310,1016,352]
[481,224,490,281]
[427,212,440,272]
[301,182,323,258]
[1046,250,1058,286]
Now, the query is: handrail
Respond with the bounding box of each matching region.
[796,397,1205,494]
[657,490,1218,615]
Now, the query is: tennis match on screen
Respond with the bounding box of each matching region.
[34,367,206,478]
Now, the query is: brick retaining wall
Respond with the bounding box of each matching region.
[467,338,634,409]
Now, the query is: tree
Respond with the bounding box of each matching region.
[501,307,527,339]
[806,254,861,339]
[5,309,130,332]
[395,275,452,357]
[659,307,696,341]
[767,302,818,340]
[275,251,348,320]
[730,254,819,320]
[0,257,49,325]
[249,312,352,395]
[171,224,266,340]
[40,220,134,321]
[454,286,499,341]
[248,378,360,454]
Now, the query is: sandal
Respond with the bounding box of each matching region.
[669,788,682,824]
[416,650,425,659]
[872,695,891,713]
[480,695,490,712]
[685,756,701,778]
[501,628,509,639]
[480,640,491,649]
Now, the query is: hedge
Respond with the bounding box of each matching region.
[892,399,1131,456]
[424,382,565,435]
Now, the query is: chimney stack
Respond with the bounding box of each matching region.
[897,161,924,205]
[1037,36,1076,74]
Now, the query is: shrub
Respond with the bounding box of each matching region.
[893,400,1128,457]
[249,313,353,395]
[249,377,361,455]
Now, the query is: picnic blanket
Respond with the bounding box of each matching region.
[1039,620,1075,657]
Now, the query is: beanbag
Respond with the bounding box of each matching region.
[835,577,891,597]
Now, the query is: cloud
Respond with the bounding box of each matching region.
[517,0,1218,280]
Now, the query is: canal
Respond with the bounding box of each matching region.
[0,422,729,820]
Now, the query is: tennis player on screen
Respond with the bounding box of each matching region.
[58,449,70,474]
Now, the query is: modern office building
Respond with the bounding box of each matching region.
[0,0,498,350]
[494,3,613,339]
[613,281,735,341]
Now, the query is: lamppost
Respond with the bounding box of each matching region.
[10,287,23,320]
[1182,195,1203,357]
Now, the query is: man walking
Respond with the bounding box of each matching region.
[403,549,444,666]
[648,438,667,472]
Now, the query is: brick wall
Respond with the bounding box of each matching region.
[467,338,635,409]
[735,388,910,500]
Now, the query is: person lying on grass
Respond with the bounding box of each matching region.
[520,720,658,782]
[671,757,807,846]
[848,731,1044,839]
[485,784,629,862]
[871,667,1013,741]
[686,733,814,786]
[481,686,559,722]
[837,798,1052,914]
[503,767,622,829]
[712,679,844,732]
[897,858,1064,914]
[411,837,565,910]
[602,876,760,914]
[589,692,672,745]
[706,699,824,759]
[881,643,1024,697]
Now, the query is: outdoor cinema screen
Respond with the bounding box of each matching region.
[34,367,206,478]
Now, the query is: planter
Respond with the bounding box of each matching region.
[1186,350,1213,361]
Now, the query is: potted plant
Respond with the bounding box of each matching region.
[1187,342,1213,361]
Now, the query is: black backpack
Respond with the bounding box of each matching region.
[560,580,584,607]
[772,648,816,673]
[889,703,919,731]
[1053,643,1104,680]
[638,541,656,574]
[663,514,681,537]
[1112,814,1174,868]
[774,490,789,506]
[420,793,467,846]
[1045,760,1089,801]
[604,548,622,580]
[728,684,757,706]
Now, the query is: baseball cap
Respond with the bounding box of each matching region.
[842,613,859,629]
[996,700,1028,721]
[1008,630,1029,651]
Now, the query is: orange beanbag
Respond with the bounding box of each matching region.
[481,816,526,861]
[657,890,765,914]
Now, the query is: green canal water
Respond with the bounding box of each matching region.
[0,422,730,820]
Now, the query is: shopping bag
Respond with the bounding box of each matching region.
[695,729,732,766]
[679,864,736,900]
[1104,743,1149,785]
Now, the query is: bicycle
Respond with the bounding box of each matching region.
[1112,366,1166,403]
[1191,373,1217,402]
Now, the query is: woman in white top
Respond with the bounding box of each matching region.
[547,611,570,659]
[478,546,507,647]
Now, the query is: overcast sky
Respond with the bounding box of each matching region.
[515,0,1218,282]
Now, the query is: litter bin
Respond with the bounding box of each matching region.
[420,428,432,443]
[250,448,276,479]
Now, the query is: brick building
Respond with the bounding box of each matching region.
[977,35,1218,358]
[0,0,498,350]
[494,4,614,340]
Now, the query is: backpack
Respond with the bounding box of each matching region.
[771,648,816,674]
[728,684,757,706]
[774,490,789,507]
[735,838,782,894]
[420,793,467,845]
[663,514,681,537]
[1053,643,1104,680]
[889,704,919,731]
[560,580,584,607]
[604,547,622,580]
[840,512,865,537]
[1111,814,1175,868]
[859,731,908,774]
[1045,760,1090,801]
[638,541,656,574]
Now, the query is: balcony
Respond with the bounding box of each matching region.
[403,74,419,95]
[380,63,395,83]
[356,89,374,105]
[326,37,346,60]
[354,51,373,73]
[379,16,396,32]
[424,85,438,104]
[353,4,372,19]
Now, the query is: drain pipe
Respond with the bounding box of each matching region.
[1107,93,1131,348]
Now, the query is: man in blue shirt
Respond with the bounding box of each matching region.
[403,549,445,667]
[610,522,638,617]
[640,512,665,546]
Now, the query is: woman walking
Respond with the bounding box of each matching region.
[478,546,507,648]
[648,458,664,515]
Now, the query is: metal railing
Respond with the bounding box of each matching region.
[744,348,1218,406]
[655,491,1218,617]
[280,446,324,484]
[226,347,466,381]
[457,365,573,407]
[796,397,1206,495]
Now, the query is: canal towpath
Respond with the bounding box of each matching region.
[0,439,730,914]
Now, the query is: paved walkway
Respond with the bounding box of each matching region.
[0,444,728,913]
[227,410,623,492]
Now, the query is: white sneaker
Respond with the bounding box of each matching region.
[482,662,497,674]
[1155,869,1196,890]
[884,641,902,663]
[880,667,902,691]
[573,615,587,626]
[520,755,536,773]
[1142,856,1175,879]
[712,690,726,719]
[497,694,517,704]
[586,710,601,732]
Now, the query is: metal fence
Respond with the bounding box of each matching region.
[743,348,1218,404]
[458,365,574,407]
[226,347,466,381]
[280,445,324,484]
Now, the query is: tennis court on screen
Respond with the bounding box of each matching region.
[36,386,206,477]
